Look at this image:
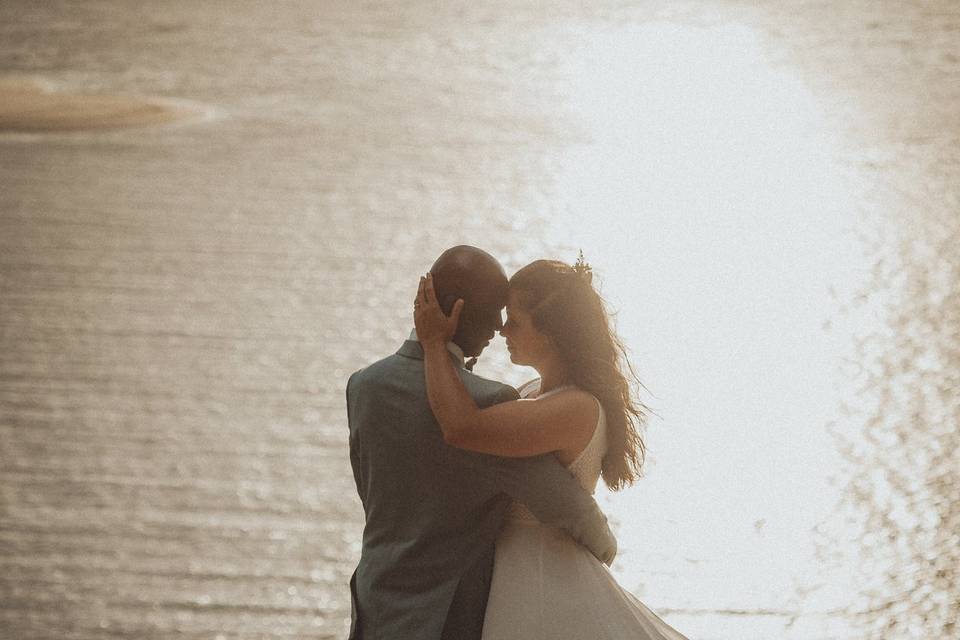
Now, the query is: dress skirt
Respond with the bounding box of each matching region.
[481,518,690,640]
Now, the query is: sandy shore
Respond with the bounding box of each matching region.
[0,77,193,132]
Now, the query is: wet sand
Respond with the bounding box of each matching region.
[0,77,191,131]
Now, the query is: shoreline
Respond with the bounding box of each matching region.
[0,77,195,132]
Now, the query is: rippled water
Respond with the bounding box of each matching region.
[1,2,957,639]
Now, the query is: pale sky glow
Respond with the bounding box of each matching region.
[536,22,873,620]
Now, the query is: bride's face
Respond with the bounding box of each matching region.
[501,291,553,366]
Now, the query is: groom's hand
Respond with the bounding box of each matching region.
[594,520,618,566]
[602,534,617,566]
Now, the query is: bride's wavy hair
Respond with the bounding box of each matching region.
[509,259,649,490]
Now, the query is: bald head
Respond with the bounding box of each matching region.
[429,246,508,357]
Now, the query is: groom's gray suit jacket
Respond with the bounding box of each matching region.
[346,340,616,640]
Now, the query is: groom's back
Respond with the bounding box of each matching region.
[346,343,517,640]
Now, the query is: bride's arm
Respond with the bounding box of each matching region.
[415,274,596,457]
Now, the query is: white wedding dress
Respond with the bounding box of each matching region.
[481,380,690,640]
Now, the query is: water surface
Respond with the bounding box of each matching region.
[2,2,957,638]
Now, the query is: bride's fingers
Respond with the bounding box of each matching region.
[417,276,427,307]
[423,273,437,306]
[449,298,464,327]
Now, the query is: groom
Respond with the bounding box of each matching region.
[345,245,617,640]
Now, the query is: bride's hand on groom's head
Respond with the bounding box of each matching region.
[414,273,463,346]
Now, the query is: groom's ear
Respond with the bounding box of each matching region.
[439,293,462,317]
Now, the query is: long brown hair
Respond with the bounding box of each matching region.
[509,259,649,490]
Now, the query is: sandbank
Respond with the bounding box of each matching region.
[0,77,193,132]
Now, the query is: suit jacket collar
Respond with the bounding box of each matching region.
[397,335,466,370]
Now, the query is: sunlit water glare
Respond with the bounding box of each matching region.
[476,21,877,637]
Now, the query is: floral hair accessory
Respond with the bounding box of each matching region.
[573,250,593,284]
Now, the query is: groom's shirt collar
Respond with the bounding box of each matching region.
[407,328,465,367]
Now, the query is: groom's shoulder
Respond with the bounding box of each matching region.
[461,370,520,406]
[347,352,404,389]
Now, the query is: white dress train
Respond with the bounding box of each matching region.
[481,381,690,640]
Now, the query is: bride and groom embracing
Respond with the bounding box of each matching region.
[345,245,689,639]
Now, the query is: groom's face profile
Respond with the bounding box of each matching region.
[429,246,508,358]
[452,295,504,357]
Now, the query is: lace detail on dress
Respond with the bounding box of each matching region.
[507,380,607,523]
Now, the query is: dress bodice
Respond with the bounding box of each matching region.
[507,379,607,523]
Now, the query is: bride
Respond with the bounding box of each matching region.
[414,258,690,640]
